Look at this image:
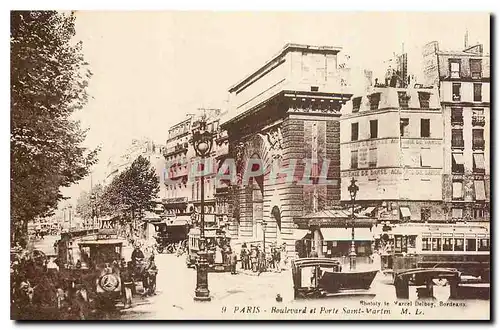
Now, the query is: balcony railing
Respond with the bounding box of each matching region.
[473,140,485,150]
[472,72,482,79]
[472,115,486,126]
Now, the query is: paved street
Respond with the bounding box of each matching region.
[30,237,489,320]
[117,253,488,320]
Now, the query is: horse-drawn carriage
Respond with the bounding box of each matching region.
[151,218,190,254]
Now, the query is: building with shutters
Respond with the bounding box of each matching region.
[340,87,444,223]
[422,41,490,226]
[162,112,226,226]
[163,117,194,216]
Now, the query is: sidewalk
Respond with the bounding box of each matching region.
[236,264,289,277]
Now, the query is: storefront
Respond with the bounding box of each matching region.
[294,208,377,259]
[320,227,374,258]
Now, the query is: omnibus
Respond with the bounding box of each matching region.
[386,223,490,282]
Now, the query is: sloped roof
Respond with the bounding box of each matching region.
[297,208,372,220]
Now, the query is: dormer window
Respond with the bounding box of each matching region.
[368,93,381,110]
[418,92,430,109]
[398,91,409,109]
[352,97,361,113]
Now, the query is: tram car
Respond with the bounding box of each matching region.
[186,227,232,272]
[151,218,190,254]
[383,223,490,283]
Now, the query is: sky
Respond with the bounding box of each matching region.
[60,11,490,205]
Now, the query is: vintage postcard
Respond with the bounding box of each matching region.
[10,11,490,320]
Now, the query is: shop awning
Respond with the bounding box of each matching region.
[321,228,374,241]
[473,153,485,170]
[474,180,486,201]
[291,229,311,241]
[166,216,191,226]
[453,153,464,165]
[400,207,411,218]
[363,207,376,215]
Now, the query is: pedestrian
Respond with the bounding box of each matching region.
[240,245,247,270]
[120,259,133,308]
[269,247,275,270]
[224,244,231,266]
[274,246,281,272]
[258,247,266,275]
[244,246,251,270]
[230,250,238,275]
[250,245,258,272]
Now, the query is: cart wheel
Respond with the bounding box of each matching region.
[156,245,164,254]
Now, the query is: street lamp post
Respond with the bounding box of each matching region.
[262,220,267,254]
[192,118,214,302]
[69,205,73,231]
[348,178,359,271]
[90,193,96,229]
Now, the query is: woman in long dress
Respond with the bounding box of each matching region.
[214,245,223,264]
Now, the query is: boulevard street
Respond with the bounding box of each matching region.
[30,236,489,320]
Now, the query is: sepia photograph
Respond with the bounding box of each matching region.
[9,10,491,320]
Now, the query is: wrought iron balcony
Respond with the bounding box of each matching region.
[472,115,486,126]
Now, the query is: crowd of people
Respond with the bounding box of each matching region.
[239,243,287,274]
[10,242,158,320]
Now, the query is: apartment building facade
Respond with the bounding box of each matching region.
[340,87,444,223]
[423,41,490,225]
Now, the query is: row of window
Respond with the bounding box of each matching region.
[352,91,432,112]
[450,207,486,220]
[416,207,486,222]
[350,148,378,169]
[451,107,486,126]
[452,82,483,102]
[350,118,432,141]
[350,146,436,169]
[452,179,487,201]
[451,152,485,173]
[421,237,489,252]
[451,128,485,150]
[449,58,483,79]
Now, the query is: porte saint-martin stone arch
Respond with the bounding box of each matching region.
[234,132,277,243]
[221,44,352,256]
